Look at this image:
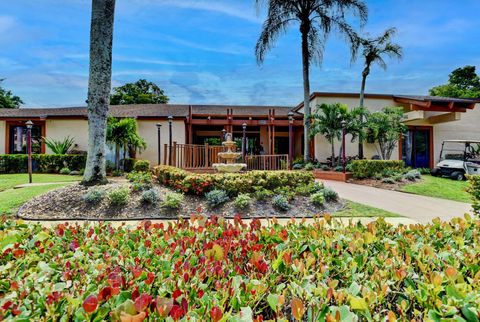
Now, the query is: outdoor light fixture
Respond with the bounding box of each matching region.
[242,123,247,159]
[25,120,34,183]
[156,123,162,165]
[168,116,173,165]
[341,120,347,173]
[288,112,294,169]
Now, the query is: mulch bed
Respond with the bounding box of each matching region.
[17,182,344,220]
[348,178,417,190]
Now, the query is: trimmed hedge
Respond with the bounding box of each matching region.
[350,160,405,179]
[154,165,314,196]
[467,175,480,215]
[0,154,86,174]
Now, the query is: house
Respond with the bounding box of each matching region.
[1,92,479,169]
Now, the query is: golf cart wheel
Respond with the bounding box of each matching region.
[451,171,465,181]
[431,168,440,177]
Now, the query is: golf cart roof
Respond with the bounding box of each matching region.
[443,140,480,144]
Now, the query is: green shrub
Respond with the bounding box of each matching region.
[310,181,325,193]
[320,164,330,171]
[123,158,136,173]
[44,136,75,154]
[205,189,229,208]
[404,172,417,181]
[234,194,252,210]
[334,166,344,172]
[0,154,86,174]
[272,194,290,211]
[162,192,184,209]
[345,163,353,172]
[382,177,395,184]
[127,171,153,192]
[274,187,295,201]
[107,187,129,206]
[133,159,150,172]
[254,187,273,201]
[407,169,422,179]
[350,160,405,179]
[141,189,159,205]
[304,163,314,171]
[418,167,431,175]
[292,163,304,170]
[373,173,383,180]
[106,160,115,173]
[59,167,71,175]
[467,175,480,215]
[392,174,403,182]
[111,169,123,177]
[310,192,325,207]
[322,187,339,202]
[83,187,105,205]
[154,166,314,196]
[295,184,312,196]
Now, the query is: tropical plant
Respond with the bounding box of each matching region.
[430,66,480,99]
[255,0,368,161]
[205,189,230,208]
[82,0,116,186]
[141,189,159,205]
[234,194,252,210]
[43,136,75,154]
[82,187,106,205]
[310,103,349,166]
[366,106,407,160]
[310,192,325,206]
[106,117,146,170]
[162,192,184,209]
[107,187,129,206]
[110,79,169,105]
[0,79,23,109]
[355,28,402,158]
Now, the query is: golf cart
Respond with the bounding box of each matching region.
[431,140,480,180]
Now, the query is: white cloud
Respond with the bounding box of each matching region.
[114,56,195,66]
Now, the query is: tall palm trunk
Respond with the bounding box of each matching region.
[82,0,116,185]
[301,24,311,162]
[330,139,335,168]
[357,65,369,160]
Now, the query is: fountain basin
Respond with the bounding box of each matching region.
[212,163,247,173]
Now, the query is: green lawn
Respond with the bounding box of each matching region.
[400,175,470,203]
[333,200,400,217]
[0,174,81,215]
[0,173,81,191]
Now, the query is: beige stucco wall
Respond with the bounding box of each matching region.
[45,119,89,153]
[0,121,5,154]
[136,120,186,165]
[309,96,403,162]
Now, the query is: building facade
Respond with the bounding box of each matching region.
[1,92,479,168]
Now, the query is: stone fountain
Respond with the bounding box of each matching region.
[212,133,247,173]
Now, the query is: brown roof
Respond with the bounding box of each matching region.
[294,92,480,111]
[0,104,294,119]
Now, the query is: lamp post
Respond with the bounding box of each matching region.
[25,120,33,183]
[288,111,294,169]
[242,122,247,160]
[168,116,173,165]
[156,123,162,165]
[341,120,347,173]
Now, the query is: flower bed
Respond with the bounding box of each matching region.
[154,165,314,196]
[1,216,479,320]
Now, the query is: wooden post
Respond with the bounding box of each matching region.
[172,141,177,167]
[205,143,210,168]
[163,144,168,165]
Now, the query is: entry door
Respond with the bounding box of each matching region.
[402,128,432,168]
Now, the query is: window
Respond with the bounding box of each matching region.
[6,121,45,154]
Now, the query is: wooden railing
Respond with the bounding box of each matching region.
[245,154,289,171]
[162,143,289,171]
[163,143,225,169]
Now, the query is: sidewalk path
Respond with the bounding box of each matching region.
[323,180,472,224]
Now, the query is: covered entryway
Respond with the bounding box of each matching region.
[401,126,433,168]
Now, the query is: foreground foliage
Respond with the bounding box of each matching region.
[1,215,480,321]
[467,175,480,215]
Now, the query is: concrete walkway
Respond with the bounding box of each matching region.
[323,180,472,224]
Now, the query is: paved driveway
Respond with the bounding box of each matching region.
[323,180,472,224]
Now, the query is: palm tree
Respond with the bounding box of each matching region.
[356,27,402,158]
[82,0,116,185]
[255,0,368,161]
[107,117,146,170]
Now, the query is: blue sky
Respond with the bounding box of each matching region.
[1,0,479,107]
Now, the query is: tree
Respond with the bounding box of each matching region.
[82,0,116,186]
[429,66,480,99]
[110,79,169,105]
[310,103,349,167]
[255,0,368,161]
[356,27,402,158]
[365,106,406,160]
[106,117,146,170]
[0,79,23,109]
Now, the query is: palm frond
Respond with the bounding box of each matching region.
[43,136,75,154]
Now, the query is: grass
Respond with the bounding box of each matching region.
[333,200,400,217]
[0,174,81,215]
[400,175,470,203]
[0,183,75,215]
[0,173,81,191]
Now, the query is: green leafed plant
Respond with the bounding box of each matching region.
[43,136,75,154]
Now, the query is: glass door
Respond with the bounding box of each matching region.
[402,127,431,168]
